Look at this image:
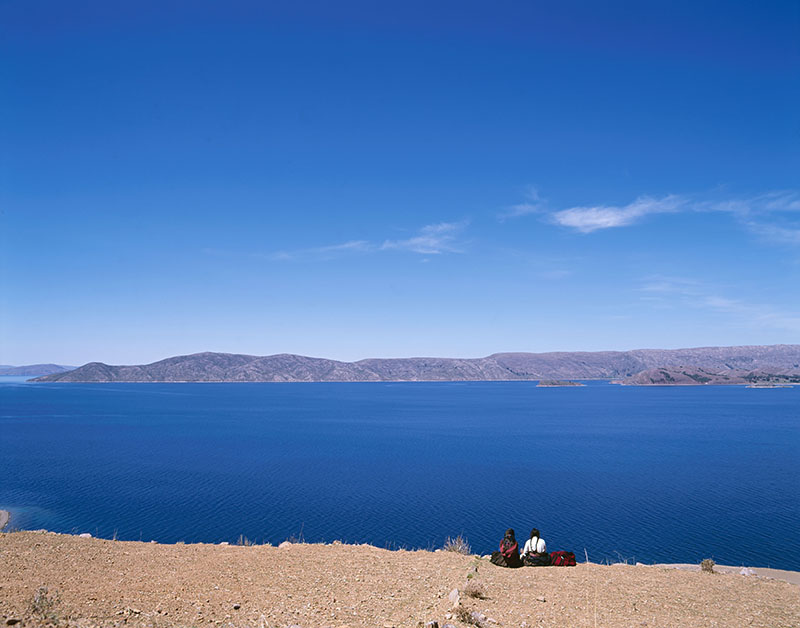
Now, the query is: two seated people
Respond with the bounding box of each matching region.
[490,527,549,568]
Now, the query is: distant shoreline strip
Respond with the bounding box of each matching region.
[0,510,9,531]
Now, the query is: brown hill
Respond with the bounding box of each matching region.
[617,366,800,386]
[31,344,800,383]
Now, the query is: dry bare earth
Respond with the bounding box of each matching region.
[1,532,798,628]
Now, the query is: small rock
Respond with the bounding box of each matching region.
[219,541,229,546]
[233,604,241,610]
[740,568,755,576]
[79,533,92,538]
[448,588,460,607]
[443,625,457,628]
[279,541,292,548]
[425,622,439,628]
[6,619,21,626]
[445,613,452,620]
[537,596,546,602]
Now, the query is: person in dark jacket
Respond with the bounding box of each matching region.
[490,528,522,568]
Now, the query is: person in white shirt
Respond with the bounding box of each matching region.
[521,528,547,557]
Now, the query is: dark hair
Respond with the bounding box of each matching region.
[530,528,540,540]
[504,528,516,541]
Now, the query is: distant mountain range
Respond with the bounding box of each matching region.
[0,364,74,376]
[31,345,800,383]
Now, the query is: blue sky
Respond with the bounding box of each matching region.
[2,0,799,365]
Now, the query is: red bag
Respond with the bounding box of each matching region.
[549,551,576,566]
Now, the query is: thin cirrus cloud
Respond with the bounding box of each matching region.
[498,186,545,220]
[270,221,468,261]
[638,275,800,333]
[546,190,800,242]
[380,221,468,254]
[551,195,685,233]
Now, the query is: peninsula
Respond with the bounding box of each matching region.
[32,344,800,384]
[615,366,800,386]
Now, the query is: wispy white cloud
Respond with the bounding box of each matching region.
[270,240,374,261]
[551,195,685,233]
[638,275,800,334]
[381,221,468,254]
[501,202,543,219]
[701,295,800,334]
[267,221,469,262]
[541,189,800,244]
[499,186,545,220]
[741,221,800,246]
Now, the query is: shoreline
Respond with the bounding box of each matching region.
[0,509,9,531]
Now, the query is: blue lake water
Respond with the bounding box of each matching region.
[1,379,798,569]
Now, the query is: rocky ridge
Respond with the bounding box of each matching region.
[0,364,74,376]
[31,344,800,383]
[617,366,800,386]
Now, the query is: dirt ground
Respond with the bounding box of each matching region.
[1,531,798,628]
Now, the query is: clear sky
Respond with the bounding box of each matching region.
[2,0,799,365]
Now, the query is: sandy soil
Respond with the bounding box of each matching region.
[1,531,798,628]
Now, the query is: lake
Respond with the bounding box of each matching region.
[1,379,798,570]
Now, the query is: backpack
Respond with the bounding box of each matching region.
[549,551,576,566]
[523,552,550,567]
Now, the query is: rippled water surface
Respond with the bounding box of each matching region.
[1,380,798,569]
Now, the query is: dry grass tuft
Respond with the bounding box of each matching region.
[29,586,62,624]
[701,559,715,573]
[442,534,471,555]
[464,579,487,599]
[455,606,478,625]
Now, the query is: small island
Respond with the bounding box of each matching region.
[536,380,585,387]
